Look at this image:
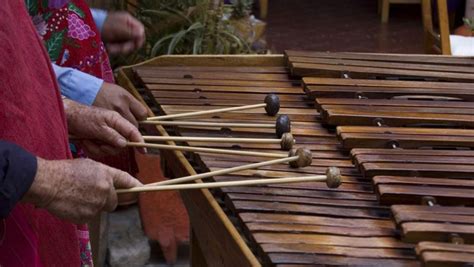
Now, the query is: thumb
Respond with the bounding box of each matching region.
[111,169,142,189]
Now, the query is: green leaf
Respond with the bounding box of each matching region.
[186,22,203,32]
[167,29,187,54]
[46,29,66,61]
[163,6,193,25]
[25,0,38,15]
[151,34,174,56]
[141,9,175,18]
[192,36,203,54]
[68,2,85,18]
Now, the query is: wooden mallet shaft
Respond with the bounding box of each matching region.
[145,156,299,187]
[140,120,274,128]
[140,114,291,138]
[146,94,280,120]
[127,142,285,158]
[143,132,295,150]
[146,103,265,121]
[117,174,336,194]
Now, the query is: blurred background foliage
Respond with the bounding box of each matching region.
[110,0,265,67]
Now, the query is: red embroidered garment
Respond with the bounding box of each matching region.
[30,2,138,264]
[31,0,137,179]
[0,0,81,266]
[30,0,114,83]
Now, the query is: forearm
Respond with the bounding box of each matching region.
[0,141,38,218]
[52,63,103,106]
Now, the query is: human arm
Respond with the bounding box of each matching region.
[18,98,147,223]
[22,157,142,224]
[101,11,145,55]
[52,63,103,106]
[53,64,147,125]
[93,82,148,127]
[64,99,146,157]
[0,141,37,218]
[0,139,142,223]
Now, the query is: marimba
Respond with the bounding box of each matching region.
[117,52,474,266]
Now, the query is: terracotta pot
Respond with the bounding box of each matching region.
[454,24,473,36]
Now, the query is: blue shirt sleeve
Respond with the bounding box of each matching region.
[0,141,37,218]
[52,63,104,106]
[91,8,108,33]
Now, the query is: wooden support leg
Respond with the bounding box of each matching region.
[381,0,390,23]
[190,229,208,267]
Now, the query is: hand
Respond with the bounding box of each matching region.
[102,11,145,55]
[93,82,148,127]
[23,158,142,224]
[64,99,145,157]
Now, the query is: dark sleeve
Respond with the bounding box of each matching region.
[0,141,37,218]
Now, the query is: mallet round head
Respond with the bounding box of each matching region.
[264,94,280,116]
[325,167,342,188]
[288,147,312,168]
[275,114,291,138]
[280,132,295,150]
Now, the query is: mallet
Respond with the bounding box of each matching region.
[146,94,280,121]
[140,114,292,138]
[116,167,342,194]
[143,132,295,150]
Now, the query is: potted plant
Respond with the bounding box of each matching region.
[454,17,474,36]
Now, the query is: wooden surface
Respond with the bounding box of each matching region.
[286,50,474,80]
[337,126,474,150]
[374,176,474,205]
[392,205,474,244]
[117,53,474,266]
[284,52,474,266]
[416,242,474,267]
[119,55,421,266]
[117,56,268,267]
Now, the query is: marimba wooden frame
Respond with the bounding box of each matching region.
[116,55,287,267]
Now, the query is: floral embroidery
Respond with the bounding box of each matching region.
[77,228,93,266]
[32,15,48,38]
[67,13,96,41]
[48,0,70,9]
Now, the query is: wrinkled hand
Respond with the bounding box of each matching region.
[64,99,145,157]
[23,158,142,224]
[102,11,145,55]
[93,82,148,127]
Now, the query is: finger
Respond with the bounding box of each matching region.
[128,95,148,121]
[111,169,143,189]
[106,43,124,55]
[118,107,138,127]
[119,41,136,54]
[107,41,136,55]
[136,34,145,50]
[127,14,145,39]
[106,111,144,144]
